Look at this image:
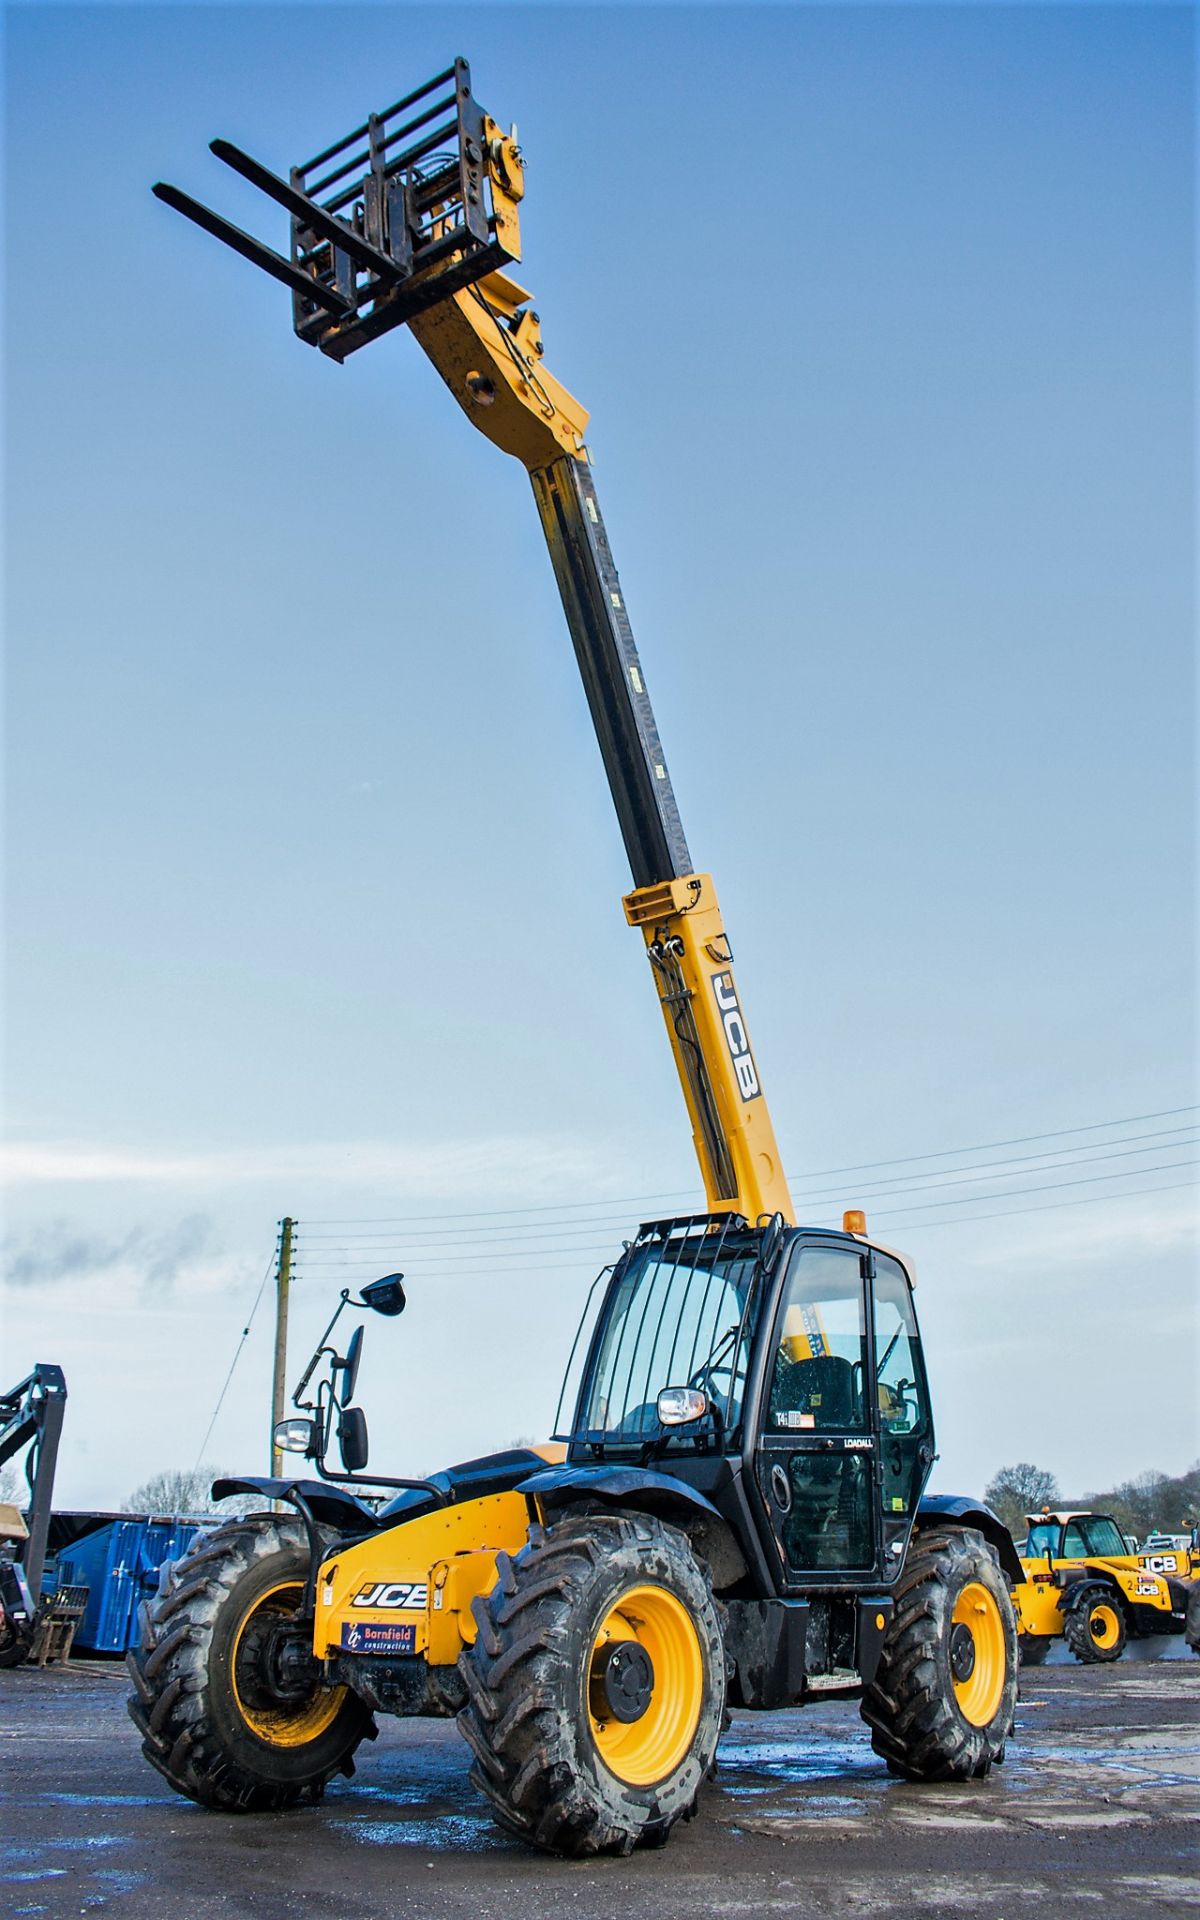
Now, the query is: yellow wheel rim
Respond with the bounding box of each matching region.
[587,1584,703,1787]
[950,1581,1006,1727]
[231,1579,345,1748]
[1089,1602,1120,1647]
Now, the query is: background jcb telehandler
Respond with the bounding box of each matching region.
[1014,1510,1197,1666]
[133,59,1021,1857]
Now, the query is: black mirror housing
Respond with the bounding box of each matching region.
[338,1405,369,1473]
[336,1324,365,1403]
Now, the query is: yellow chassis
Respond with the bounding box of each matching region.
[1013,1549,1183,1642]
[316,1490,532,1668]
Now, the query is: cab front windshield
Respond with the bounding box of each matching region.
[1024,1522,1059,1558]
[576,1233,761,1447]
[1078,1517,1129,1557]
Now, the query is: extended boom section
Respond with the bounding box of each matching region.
[152,57,794,1227]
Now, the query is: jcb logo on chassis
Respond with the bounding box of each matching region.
[711,972,761,1101]
[351,1581,428,1610]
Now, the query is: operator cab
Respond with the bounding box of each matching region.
[1024,1513,1135,1562]
[566,1212,933,1592]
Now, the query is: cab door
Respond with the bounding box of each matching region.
[754,1242,880,1584]
[870,1251,935,1571]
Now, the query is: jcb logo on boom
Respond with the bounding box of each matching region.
[351,1581,428,1610]
[711,972,761,1101]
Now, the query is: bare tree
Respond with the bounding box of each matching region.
[122,1466,253,1516]
[984,1462,1061,1538]
[1085,1463,1200,1539]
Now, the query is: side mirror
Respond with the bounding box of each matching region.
[338,1405,369,1473]
[336,1325,364,1402]
[360,1273,406,1318]
[656,1387,709,1428]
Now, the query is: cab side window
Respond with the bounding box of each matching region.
[871,1254,930,1521]
[872,1257,928,1436]
[1062,1523,1088,1557]
[768,1249,867,1433]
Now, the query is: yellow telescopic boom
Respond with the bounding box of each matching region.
[153,58,794,1226]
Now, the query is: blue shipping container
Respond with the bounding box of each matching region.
[54,1517,207,1652]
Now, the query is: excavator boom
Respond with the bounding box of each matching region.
[153,57,794,1224]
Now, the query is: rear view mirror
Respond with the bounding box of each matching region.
[338,1406,369,1473]
[336,1325,364,1402]
[360,1273,406,1318]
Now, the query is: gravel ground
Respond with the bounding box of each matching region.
[2,1642,1197,1919]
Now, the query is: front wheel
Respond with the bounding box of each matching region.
[1186,1583,1200,1656]
[862,1526,1017,1781]
[127,1514,374,1810]
[458,1510,725,1856]
[1063,1592,1126,1664]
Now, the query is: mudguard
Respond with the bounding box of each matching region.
[917,1494,1023,1584]
[517,1464,723,1523]
[210,1475,380,1534]
[1057,1574,1119,1616]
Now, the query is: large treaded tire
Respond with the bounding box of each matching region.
[861,1526,1017,1781]
[458,1510,724,1857]
[0,1623,32,1668]
[126,1513,374,1811]
[1063,1590,1126,1664]
[1186,1582,1200,1657]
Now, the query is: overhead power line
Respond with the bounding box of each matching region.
[890,1176,1196,1234]
[193,1249,276,1470]
[294,1126,1197,1250]
[290,1171,1199,1282]
[291,1158,1196,1278]
[300,1104,1198,1229]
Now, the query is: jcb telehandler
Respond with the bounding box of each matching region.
[1014,1510,1197,1665]
[135,59,1021,1856]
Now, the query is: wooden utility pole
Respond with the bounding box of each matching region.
[269,1217,295,1477]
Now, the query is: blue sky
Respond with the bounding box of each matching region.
[3,4,1195,1508]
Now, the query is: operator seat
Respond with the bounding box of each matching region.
[770,1353,859,1430]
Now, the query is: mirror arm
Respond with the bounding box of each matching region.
[292,1291,353,1408]
[310,1456,450,1502]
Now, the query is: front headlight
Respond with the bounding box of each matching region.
[274,1417,317,1454]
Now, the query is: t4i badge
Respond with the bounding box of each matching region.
[340,1620,416,1655]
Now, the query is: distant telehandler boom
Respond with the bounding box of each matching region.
[133,59,1021,1856]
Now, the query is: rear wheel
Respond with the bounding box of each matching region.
[127,1514,374,1810]
[1018,1634,1052,1667]
[861,1527,1016,1781]
[0,1614,32,1668]
[458,1510,724,1856]
[1063,1592,1126,1664]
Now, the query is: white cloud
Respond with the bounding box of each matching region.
[0,1132,643,1203]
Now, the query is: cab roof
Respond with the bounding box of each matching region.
[1025,1510,1115,1526]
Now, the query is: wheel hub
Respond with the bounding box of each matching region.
[238,1612,319,1707]
[595,1640,655,1723]
[949,1620,977,1682]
